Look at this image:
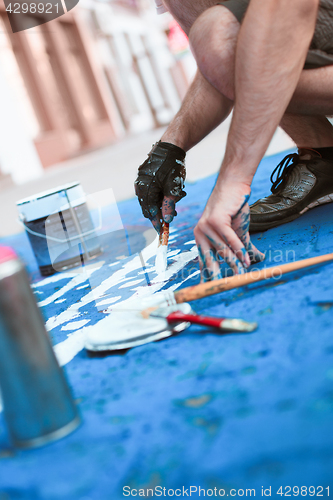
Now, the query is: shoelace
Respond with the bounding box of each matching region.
[270,153,300,194]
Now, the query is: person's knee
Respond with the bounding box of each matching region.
[189,6,239,100]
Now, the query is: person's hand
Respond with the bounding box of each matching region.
[194,179,265,280]
[134,141,186,232]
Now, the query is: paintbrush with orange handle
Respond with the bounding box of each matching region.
[86,252,333,352]
[174,252,333,303]
[139,251,333,316]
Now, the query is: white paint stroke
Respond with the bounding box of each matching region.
[36,230,199,366]
[109,261,120,268]
[151,247,198,285]
[96,296,121,307]
[170,270,200,288]
[55,249,198,365]
[31,272,75,288]
[0,222,201,418]
[167,249,181,257]
[119,279,144,288]
[45,311,82,330]
[79,248,199,355]
[0,234,200,417]
[39,263,103,308]
[45,237,159,331]
[61,320,90,331]
[54,331,87,367]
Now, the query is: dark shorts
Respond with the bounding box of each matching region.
[217,0,333,69]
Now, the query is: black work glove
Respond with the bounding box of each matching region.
[134,141,186,232]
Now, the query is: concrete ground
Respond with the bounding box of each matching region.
[0,118,294,237]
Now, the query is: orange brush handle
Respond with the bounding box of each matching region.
[159,222,169,246]
[174,252,333,303]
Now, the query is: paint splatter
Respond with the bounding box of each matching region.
[175,394,213,408]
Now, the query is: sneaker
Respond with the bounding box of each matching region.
[249,149,333,232]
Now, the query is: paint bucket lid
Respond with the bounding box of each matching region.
[0,246,17,264]
[17,182,86,222]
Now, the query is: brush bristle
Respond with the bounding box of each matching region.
[155,245,167,273]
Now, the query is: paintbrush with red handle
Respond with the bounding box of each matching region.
[149,308,257,333]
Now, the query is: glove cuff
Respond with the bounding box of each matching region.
[152,141,186,160]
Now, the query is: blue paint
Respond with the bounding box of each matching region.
[1,150,333,498]
[139,252,151,287]
[124,227,132,257]
[235,193,251,216]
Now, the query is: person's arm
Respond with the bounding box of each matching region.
[161,69,233,151]
[222,0,319,183]
[194,0,319,279]
[135,70,233,232]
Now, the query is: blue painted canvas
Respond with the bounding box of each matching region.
[0,149,333,499]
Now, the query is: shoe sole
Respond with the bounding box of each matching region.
[250,193,333,233]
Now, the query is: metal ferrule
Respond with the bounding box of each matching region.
[222,319,258,333]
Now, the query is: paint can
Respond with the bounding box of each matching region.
[17,182,102,276]
[0,246,81,448]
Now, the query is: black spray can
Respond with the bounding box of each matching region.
[0,246,80,448]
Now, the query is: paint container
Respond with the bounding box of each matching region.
[0,246,81,448]
[17,182,102,276]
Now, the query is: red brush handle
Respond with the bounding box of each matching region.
[167,311,223,329]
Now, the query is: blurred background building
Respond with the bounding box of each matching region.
[0,0,196,186]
